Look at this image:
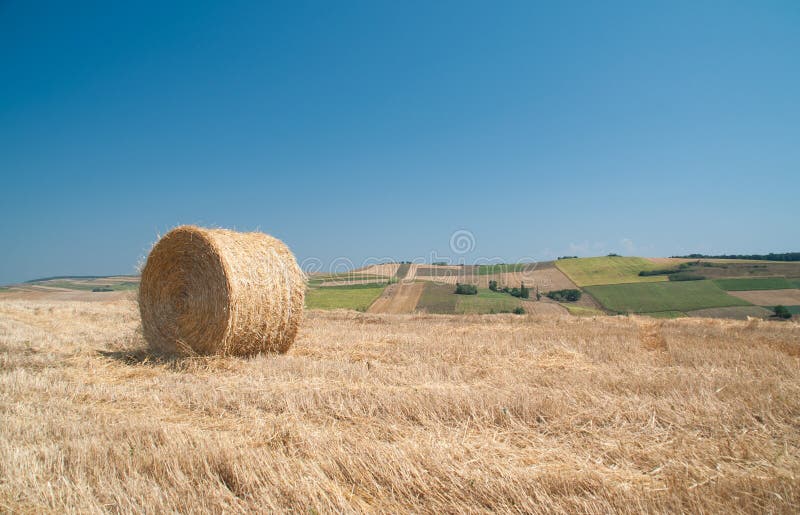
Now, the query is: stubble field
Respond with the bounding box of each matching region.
[1,298,799,513]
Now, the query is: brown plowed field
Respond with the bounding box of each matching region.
[728,289,800,306]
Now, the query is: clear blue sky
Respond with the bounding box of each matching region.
[1,1,798,284]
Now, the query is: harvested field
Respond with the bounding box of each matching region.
[728,289,800,306]
[1,299,799,512]
[0,286,134,303]
[320,279,392,287]
[368,282,425,314]
[688,306,774,320]
[561,304,606,317]
[355,263,400,277]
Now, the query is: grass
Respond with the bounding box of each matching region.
[640,311,687,319]
[555,256,667,286]
[455,289,524,314]
[304,283,386,311]
[584,280,751,313]
[1,299,799,512]
[713,277,795,291]
[790,279,800,288]
[416,282,459,313]
[785,306,800,315]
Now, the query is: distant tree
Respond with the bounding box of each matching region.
[546,289,582,302]
[512,307,525,315]
[607,253,620,257]
[454,283,478,295]
[773,305,792,319]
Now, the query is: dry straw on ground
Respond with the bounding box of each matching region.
[139,225,305,356]
[1,299,799,512]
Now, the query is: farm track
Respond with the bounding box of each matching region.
[367,282,426,314]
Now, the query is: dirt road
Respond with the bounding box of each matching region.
[367,282,425,314]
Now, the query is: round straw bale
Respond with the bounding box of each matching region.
[139,225,306,356]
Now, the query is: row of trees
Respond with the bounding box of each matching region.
[488,280,531,299]
[672,253,800,262]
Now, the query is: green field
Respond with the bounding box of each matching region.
[790,279,800,289]
[786,306,800,315]
[455,289,525,314]
[713,277,795,291]
[416,283,459,314]
[555,257,667,286]
[584,280,751,313]
[305,284,386,311]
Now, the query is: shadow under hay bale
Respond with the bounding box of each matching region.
[138,225,305,356]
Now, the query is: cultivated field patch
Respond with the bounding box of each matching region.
[676,261,800,279]
[455,289,525,314]
[584,280,751,313]
[713,277,795,291]
[556,257,667,286]
[728,289,800,306]
[305,283,386,311]
[416,283,458,314]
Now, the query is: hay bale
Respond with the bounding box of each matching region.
[139,225,305,356]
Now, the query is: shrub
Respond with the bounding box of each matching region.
[639,269,679,277]
[454,283,478,295]
[773,305,792,319]
[547,289,582,302]
[92,287,113,292]
[668,273,705,281]
[488,280,498,292]
[512,307,525,315]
